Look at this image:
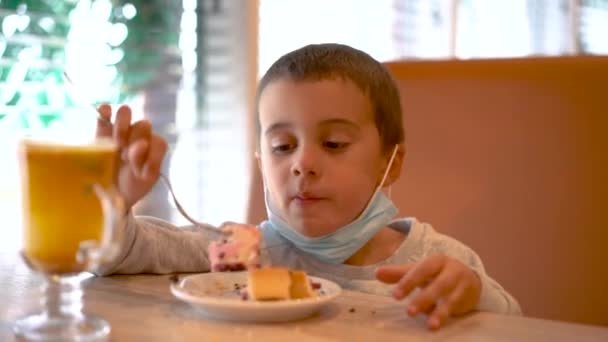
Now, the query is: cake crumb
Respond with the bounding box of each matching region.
[169,274,180,284]
[349,307,356,313]
[310,281,322,290]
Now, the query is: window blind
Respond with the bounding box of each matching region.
[580,0,608,54]
[169,0,255,227]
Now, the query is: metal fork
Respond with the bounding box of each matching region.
[158,173,228,236]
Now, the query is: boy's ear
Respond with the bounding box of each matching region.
[383,144,406,187]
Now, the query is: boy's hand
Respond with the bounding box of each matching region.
[375,254,481,330]
[96,104,168,212]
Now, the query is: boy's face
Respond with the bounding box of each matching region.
[257,78,390,237]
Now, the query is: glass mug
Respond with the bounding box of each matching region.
[14,138,124,341]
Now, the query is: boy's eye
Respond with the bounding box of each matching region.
[271,144,295,154]
[323,141,349,150]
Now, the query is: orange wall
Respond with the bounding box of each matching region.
[386,56,608,325]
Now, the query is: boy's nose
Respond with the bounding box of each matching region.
[291,146,319,177]
[292,167,316,177]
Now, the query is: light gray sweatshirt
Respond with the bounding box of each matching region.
[97,214,522,315]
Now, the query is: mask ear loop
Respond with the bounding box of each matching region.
[377,145,399,192]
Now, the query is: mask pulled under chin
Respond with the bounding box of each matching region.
[263,190,398,264]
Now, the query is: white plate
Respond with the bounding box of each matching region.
[170,271,342,322]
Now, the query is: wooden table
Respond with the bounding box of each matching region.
[1,253,607,341]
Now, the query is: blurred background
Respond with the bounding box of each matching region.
[0,0,606,252]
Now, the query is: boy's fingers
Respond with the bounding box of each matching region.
[142,135,168,180]
[407,266,458,315]
[96,104,113,138]
[113,105,132,148]
[128,120,152,144]
[427,283,465,330]
[427,303,449,330]
[394,255,445,299]
[375,264,415,284]
[128,140,149,178]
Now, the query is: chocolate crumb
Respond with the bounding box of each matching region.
[349,308,356,313]
[371,310,376,315]
[169,274,180,284]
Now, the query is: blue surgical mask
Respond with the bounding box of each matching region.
[262,145,400,264]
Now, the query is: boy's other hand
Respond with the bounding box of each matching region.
[375,254,481,331]
[96,104,168,212]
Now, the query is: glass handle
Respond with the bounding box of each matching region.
[93,184,125,265]
[77,185,125,271]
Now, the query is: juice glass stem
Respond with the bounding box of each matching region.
[13,272,110,341]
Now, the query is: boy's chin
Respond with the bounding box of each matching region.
[288,217,339,238]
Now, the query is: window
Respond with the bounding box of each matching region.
[168,0,256,227]
[580,0,608,54]
[0,0,258,253]
[0,0,133,251]
[259,0,608,68]
[259,0,400,75]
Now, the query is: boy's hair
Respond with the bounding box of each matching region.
[256,43,405,153]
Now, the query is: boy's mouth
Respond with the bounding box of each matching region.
[291,192,326,206]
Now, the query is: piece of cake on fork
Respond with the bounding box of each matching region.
[208,223,262,272]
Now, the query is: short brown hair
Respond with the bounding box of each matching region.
[256,43,405,153]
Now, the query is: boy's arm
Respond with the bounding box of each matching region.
[94,212,212,276]
[467,251,522,315]
[404,221,522,315]
[427,228,523,315]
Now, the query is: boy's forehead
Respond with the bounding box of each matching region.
[258,78,374,127]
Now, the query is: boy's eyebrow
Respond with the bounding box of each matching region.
[318,118,360,129]
[264,118,360,136]
[264,122,292,136]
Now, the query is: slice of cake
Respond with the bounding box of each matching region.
[247,267,317,301]
[247,267,292,300]
[288,270,316,299]
[208,223,261,272]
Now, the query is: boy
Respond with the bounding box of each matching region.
[96,43,521,330]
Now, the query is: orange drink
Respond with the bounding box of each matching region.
[18,139,117,273]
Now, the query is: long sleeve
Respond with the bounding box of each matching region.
[476,270,522,315]
[412,221,522,315]
[466,248,522,315]
[94,212,213,276]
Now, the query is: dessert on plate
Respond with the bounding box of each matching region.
[247,267,317,300]
[207,224,319,301]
